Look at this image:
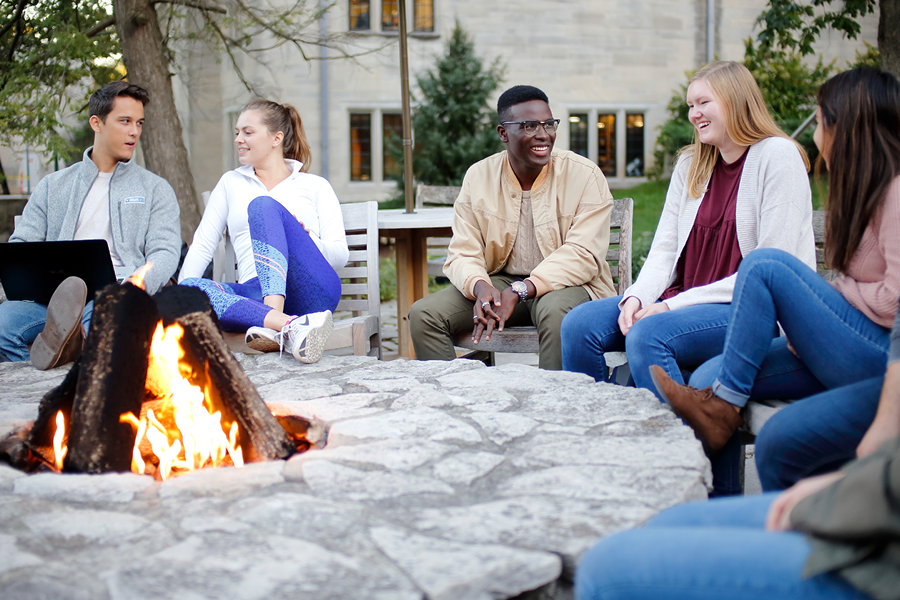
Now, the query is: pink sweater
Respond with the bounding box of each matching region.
[833,176,900,328]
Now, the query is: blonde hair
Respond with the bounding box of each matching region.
[242,99,312,171]
[681,61,809,198]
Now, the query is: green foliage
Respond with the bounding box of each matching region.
[646,74,694,179]
[755,0,876,57]
[849,41,881,68]
[0,0,122,159]
[388,20,505,193]
[379,256,397,302]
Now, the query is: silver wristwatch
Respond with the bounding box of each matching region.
[510,280,529,303]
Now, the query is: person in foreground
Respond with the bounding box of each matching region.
[562,60,814,395]
[1,81,181,370]
[575,307,900,600]
[408,85,615,370]
[179,100,348,364]
[651,67,900,456]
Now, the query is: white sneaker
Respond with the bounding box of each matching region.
[279,310,333,364]
[245,326,280,353]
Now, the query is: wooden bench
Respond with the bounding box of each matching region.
[213,201,382,358]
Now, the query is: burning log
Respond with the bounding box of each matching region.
[63,283,160,473]
[3,281,305,479]
[153,286,296,463]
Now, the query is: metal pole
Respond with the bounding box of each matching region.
[319,0,330,180]
[398,0,415,213]
[791,108,818,140]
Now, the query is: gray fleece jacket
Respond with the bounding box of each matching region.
[11,147,181,295]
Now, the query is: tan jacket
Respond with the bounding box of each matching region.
[444,149,616,300]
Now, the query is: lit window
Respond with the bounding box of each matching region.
[626,113,645,177]
[350,113,372,181]
[383,113,403,181]
[569,113,588,159]
[349,0,370,30]
[414,0,434,31]
[382,0,398,30]
[566,109,646,178]
[597,114,616,177]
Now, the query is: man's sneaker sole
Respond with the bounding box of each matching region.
[245,327,280,353]
[294,311,333,364]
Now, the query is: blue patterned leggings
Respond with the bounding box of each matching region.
[181,196,342,332]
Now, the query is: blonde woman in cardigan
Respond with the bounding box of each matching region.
[561,61,814,405]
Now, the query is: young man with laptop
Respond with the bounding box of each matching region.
[0,81,181,369]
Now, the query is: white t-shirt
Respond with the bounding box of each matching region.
[74,171,124,268]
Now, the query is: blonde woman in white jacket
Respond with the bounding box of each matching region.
[179,100,348,364]
[562,61,815,402]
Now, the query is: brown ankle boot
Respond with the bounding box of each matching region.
[31,276,87,371]
[648,365,744,455]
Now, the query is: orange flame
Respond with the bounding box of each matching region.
[126,262,154,290]
[120,322,243,480]
[52,411,67,471]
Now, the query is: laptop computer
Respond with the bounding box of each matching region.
[0,240,120,304]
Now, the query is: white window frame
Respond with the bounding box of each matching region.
[346,105,403,187]
[563,105,652,182]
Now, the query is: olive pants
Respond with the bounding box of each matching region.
[408,273,590,370]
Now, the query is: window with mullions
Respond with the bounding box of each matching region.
[382,114,403,180]
[414,0,434,31]
[350,113,372,181]
[349,0,370,30]
[566,110,644,178]
[382,0,398,30]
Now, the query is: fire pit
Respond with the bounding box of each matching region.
[2,282,318,480]
[0,350,710,599]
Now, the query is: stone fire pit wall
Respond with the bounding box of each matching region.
[0,356,710,600]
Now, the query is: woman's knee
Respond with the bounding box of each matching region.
[754,415,797,490]
[248,195,278,216]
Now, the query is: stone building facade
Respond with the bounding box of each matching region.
[3,0,879,207]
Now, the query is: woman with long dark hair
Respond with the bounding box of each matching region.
[576,66,900,600]
[652,67,900,457]
[179,99,348,364]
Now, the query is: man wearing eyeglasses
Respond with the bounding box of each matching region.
[409,84,616,369]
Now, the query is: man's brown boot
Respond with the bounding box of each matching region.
[648,365,744,455]
[31,276,87,371]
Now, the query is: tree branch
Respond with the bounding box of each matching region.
[86,16,117,38]
[0,0,27,41]
[153,0,227,14]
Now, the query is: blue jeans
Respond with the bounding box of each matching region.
[562,295,734,401]
[0,299,93,362]
[712,249,889,407]
[575,494,870,600]
[755,376,882,491]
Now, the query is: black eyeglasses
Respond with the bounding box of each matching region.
[500,119,560,136]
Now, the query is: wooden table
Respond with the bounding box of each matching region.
[378,207,454,358]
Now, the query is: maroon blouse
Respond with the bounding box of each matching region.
[661,150,747,300]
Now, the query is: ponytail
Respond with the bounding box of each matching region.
[241,99,312,171]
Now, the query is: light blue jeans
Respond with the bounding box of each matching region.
[575,494,870,600]
[561,295,736,401]
[711,249,889,407]
[0,300,93,362]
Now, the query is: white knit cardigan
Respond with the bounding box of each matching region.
[623,136,816,310]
